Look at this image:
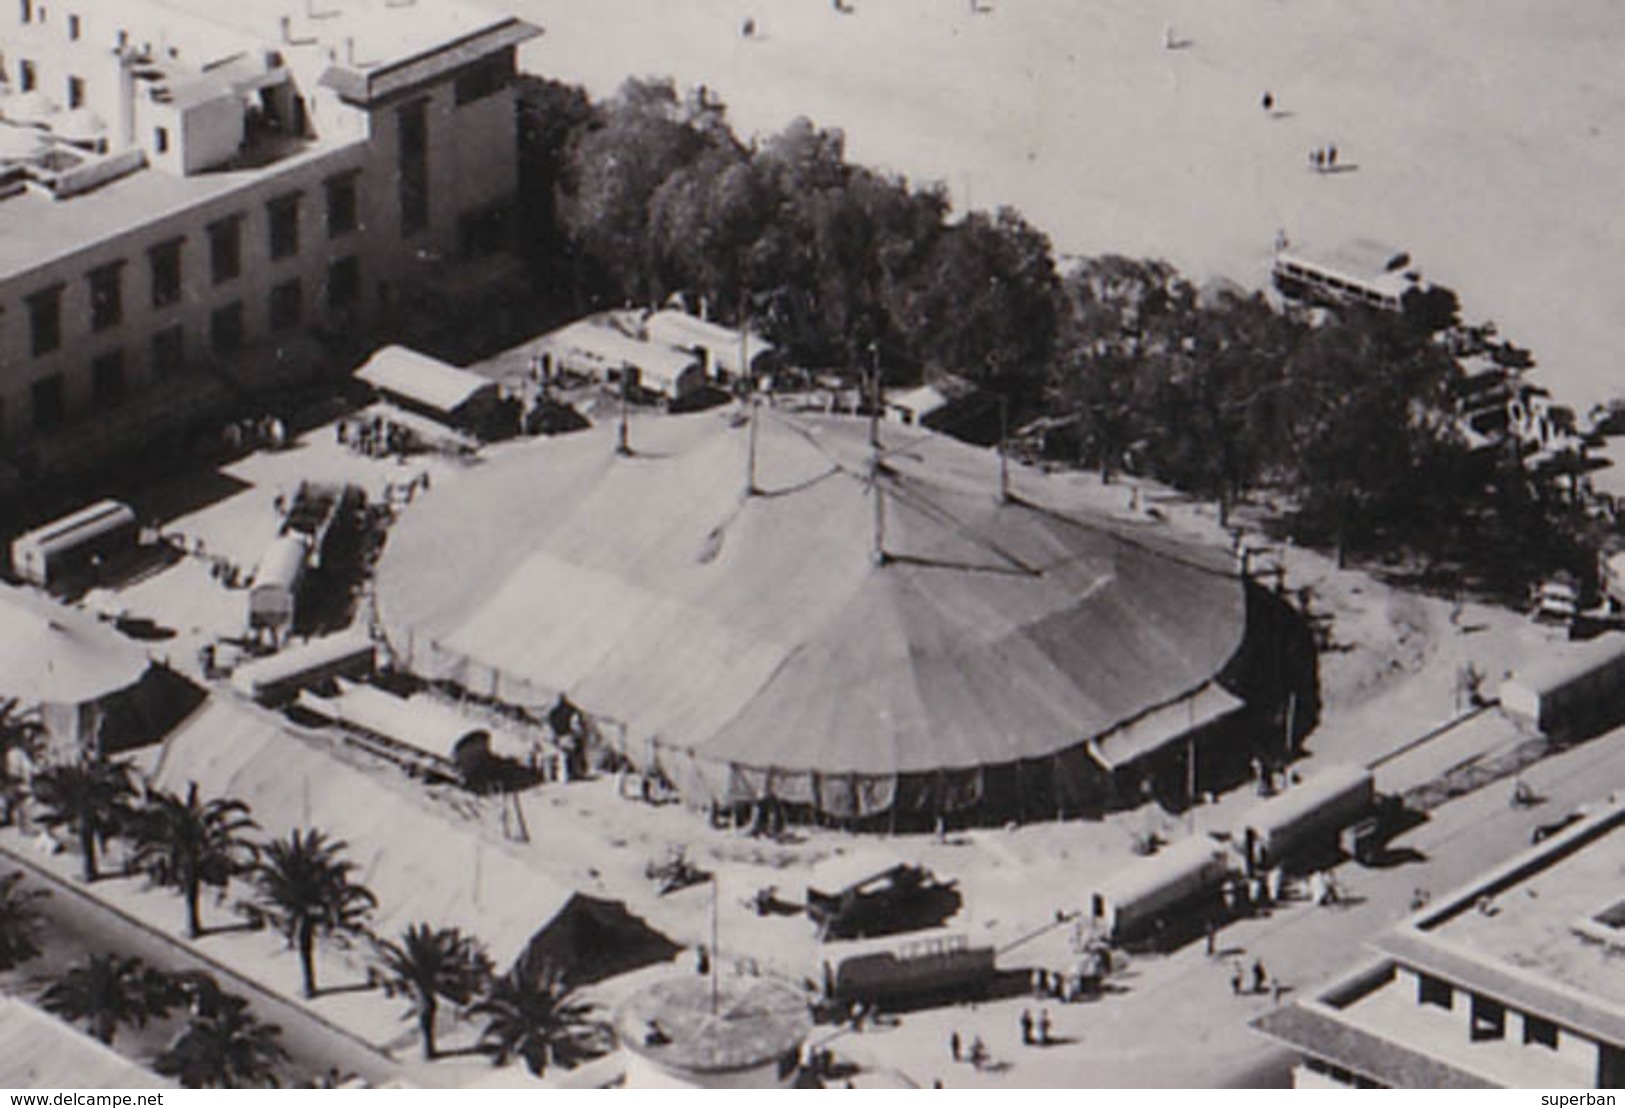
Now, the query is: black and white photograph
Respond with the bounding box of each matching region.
[0,0,1622,1093]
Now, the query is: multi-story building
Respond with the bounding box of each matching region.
[0,0,537,469]
[1255,796,1625,1089]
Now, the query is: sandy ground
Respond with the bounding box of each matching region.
[106,429,457,683]
[498,0,1625,413]
[29,413,1575,1087]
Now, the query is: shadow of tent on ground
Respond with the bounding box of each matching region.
[516,894,682,987]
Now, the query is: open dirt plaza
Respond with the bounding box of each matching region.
[26,403,1596,1088]
[502,0,1625,413]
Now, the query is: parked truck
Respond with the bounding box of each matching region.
[1235,763,1376,874]
[1087,835,1236,943]
[821,933,996,1013]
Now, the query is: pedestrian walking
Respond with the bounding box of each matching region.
[1230,962,1244,995]
[969,1036,988,1071]
[1261,90,1274,112]
[1038,1009,1052,1046]
[950,1030,962,1062]
[1327,144,1338,167]
[1205,919,1217,956]
[1252,958,1268,994]
[1020,1009,1034,1045]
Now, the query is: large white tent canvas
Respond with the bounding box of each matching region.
[377,412,1247,820]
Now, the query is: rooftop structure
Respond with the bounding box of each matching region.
[0,581,148,704]
[616,974,811,1089]
[1255,796,1625,1088]
[642,308,774,382]
[374,410,1252,825]
[0,0,538,459]
[534,313,708,401]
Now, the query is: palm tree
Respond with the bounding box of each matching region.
[249,829,376,999]
[0,698,46,827]
[0,869,49,970]
[40,953,178,1046]
[470,959,606,1077]
[29,755,136,882]
[129,782,259,938]
[155,976,286,1089]
[374,923,492,1060]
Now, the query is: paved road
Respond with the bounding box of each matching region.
[1100,717,1625,1087]
[0,847,403,1089]
[856,719,1625,1089]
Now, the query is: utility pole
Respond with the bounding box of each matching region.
[746,392,760,496]
[998,393,1011,502]
[868,341,883,448]
[710,874,720,1014]
[868,342,886,565]
[616,364,632,456]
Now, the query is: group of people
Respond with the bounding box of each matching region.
[948,1030,990,1071]
[1308,144,1340,172]
[336,413,411,459]
[1230,957,1274,997]
[1018,1008,1055,1046]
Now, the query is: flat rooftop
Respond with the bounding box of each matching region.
[1375,798,1625,1043]
[0,135,361,279]
[145,0,527,72]
[1422,807,1625,1006]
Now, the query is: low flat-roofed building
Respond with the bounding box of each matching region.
[534,314,708,401]
[355,344,507,437]
[1255,796,1625,1088]
[643,308,774,383]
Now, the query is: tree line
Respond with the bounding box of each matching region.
[517,75,1603,599]
[0,731,604,1088]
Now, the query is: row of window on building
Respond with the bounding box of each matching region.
[18,174,358,359]
[16,0,84,38]
[11,258,360,436]
[1417,973,1562,1049]
[4,57,88,108]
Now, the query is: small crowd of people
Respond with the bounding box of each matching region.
[1308,144,1340,172]
[1018,1007,1054,1046]
[336,413,411,459]
[1230,956,1280,999]
[948,1030,990,1070]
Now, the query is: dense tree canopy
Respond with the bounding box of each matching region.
[524,75,1605,599]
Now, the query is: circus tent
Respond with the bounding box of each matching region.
[374,410,1250,822]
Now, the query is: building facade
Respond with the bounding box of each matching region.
[1255,797,1625,1089]
[0,0,537,460]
